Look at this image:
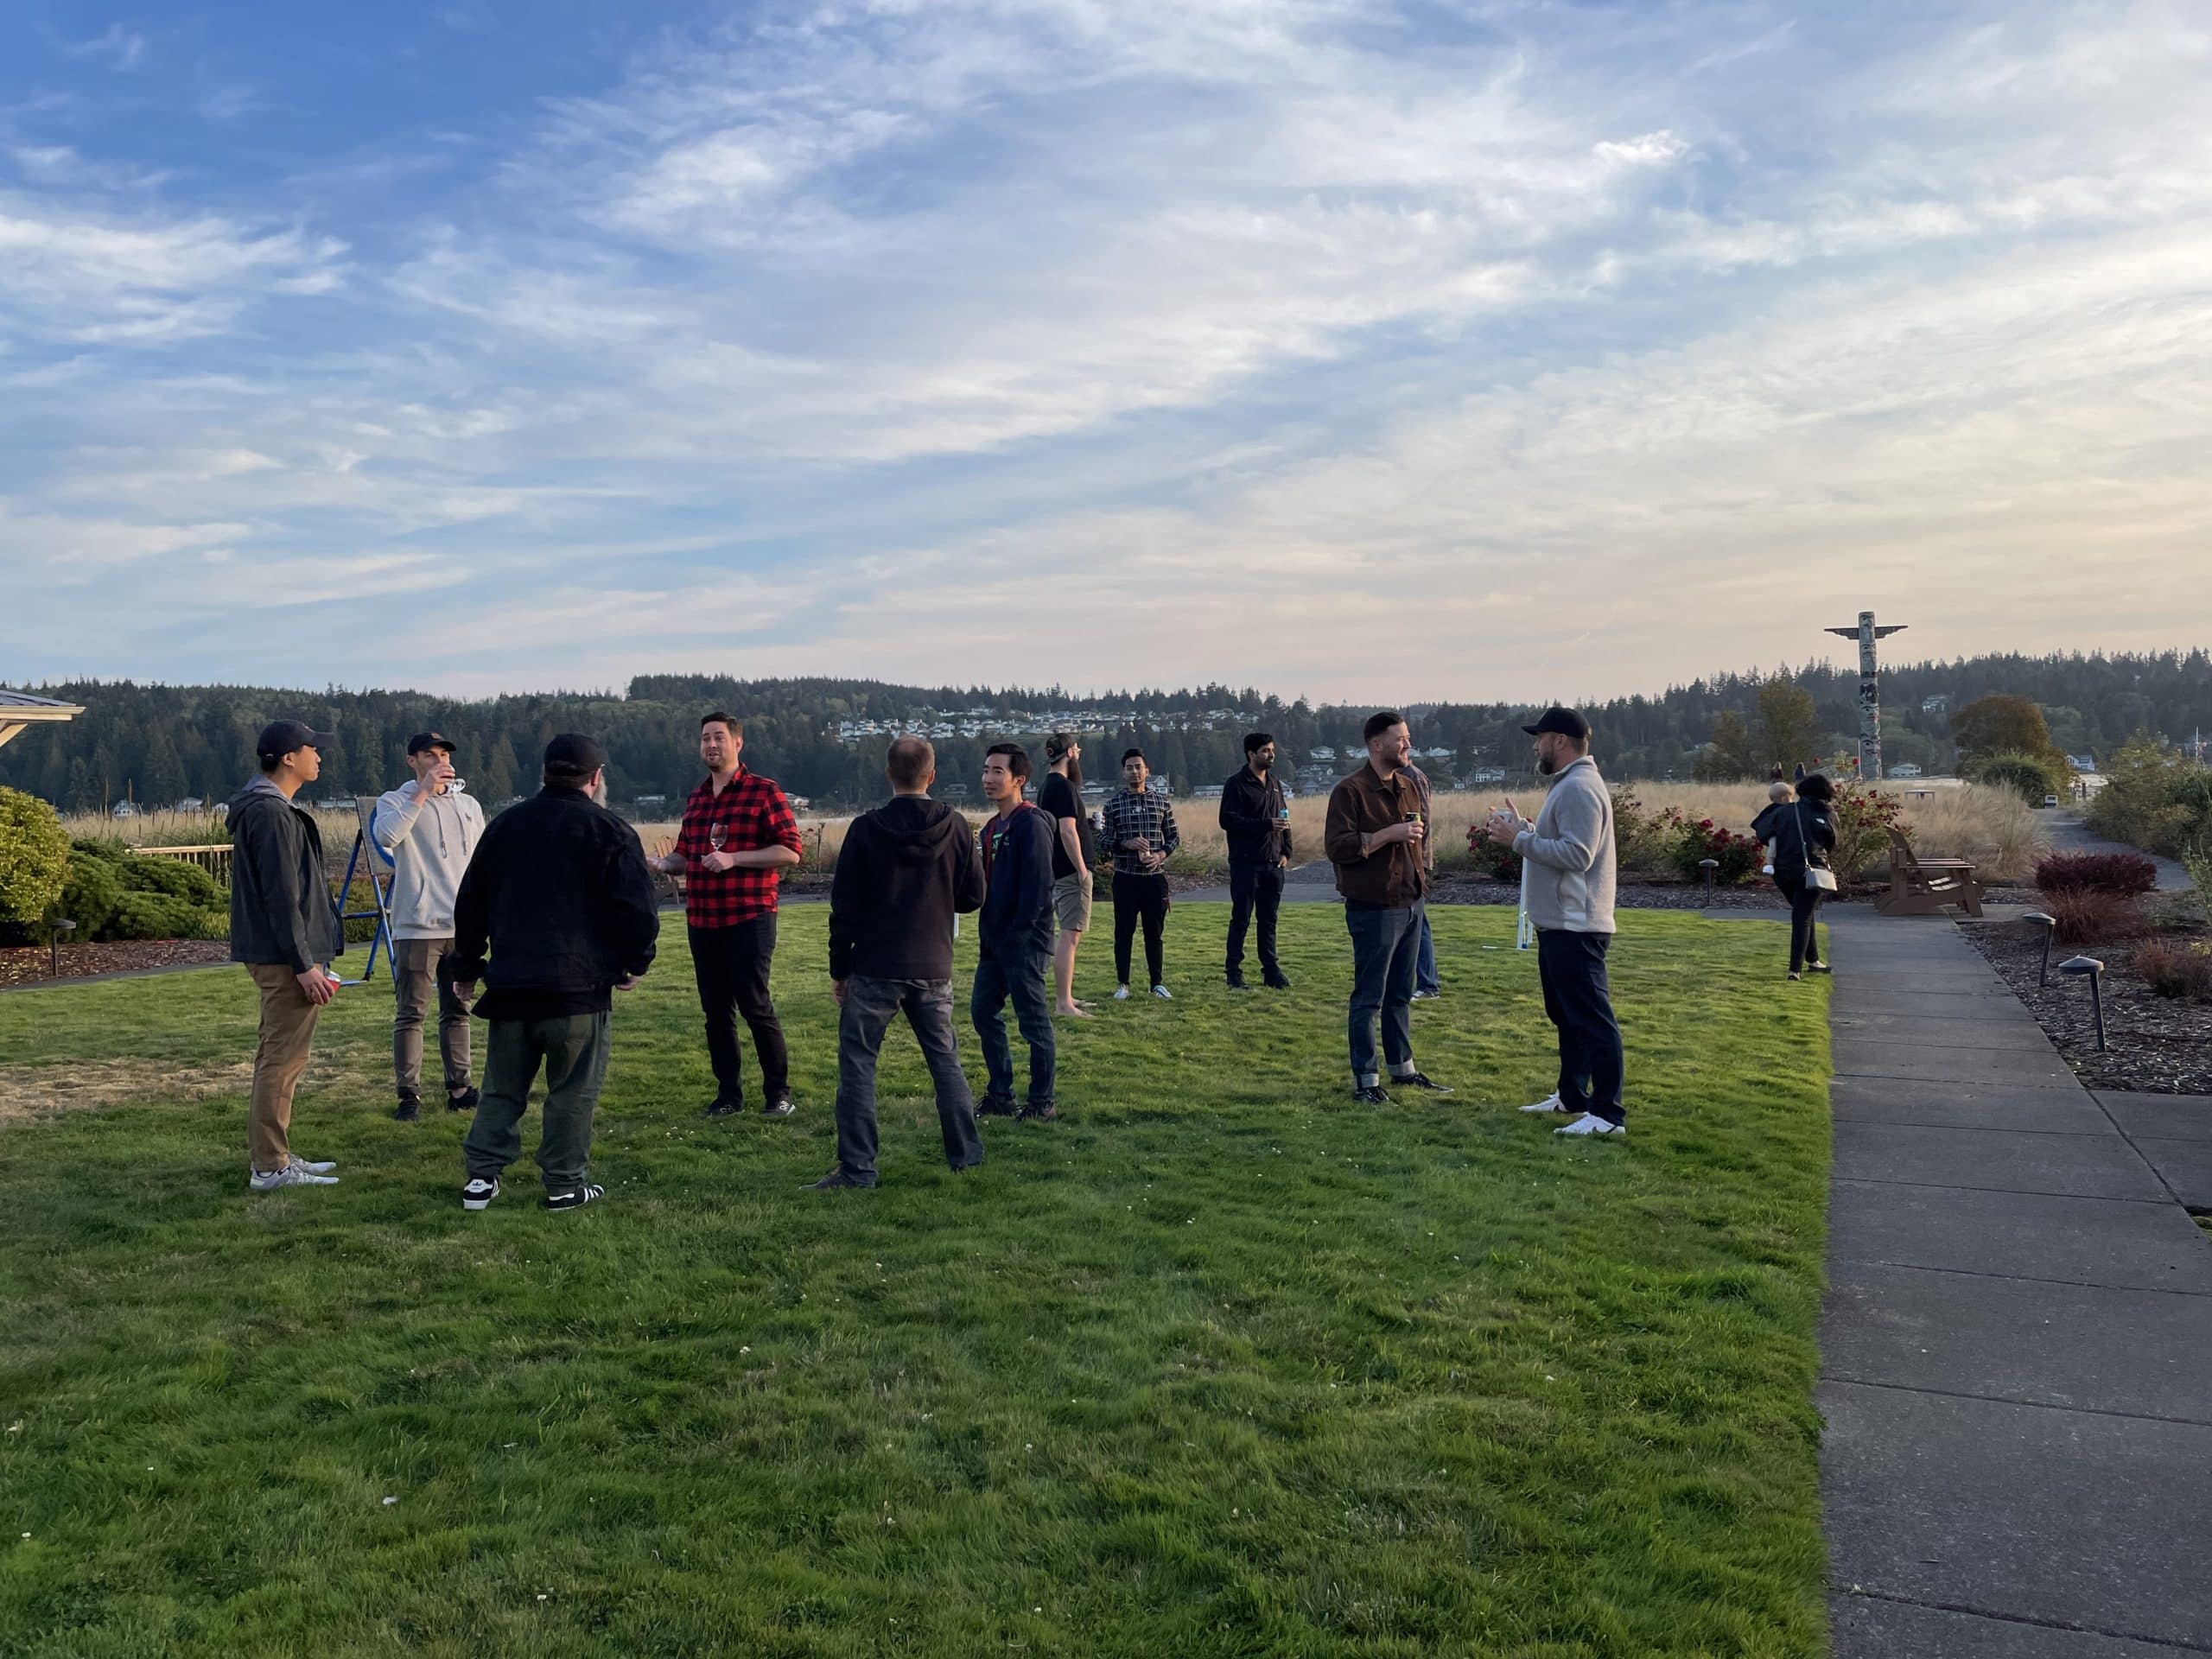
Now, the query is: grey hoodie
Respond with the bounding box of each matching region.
[372,781,486,939]
[1514,756,1617,934]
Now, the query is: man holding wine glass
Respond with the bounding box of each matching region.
[645,712,805,1120]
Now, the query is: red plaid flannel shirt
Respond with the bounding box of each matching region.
[675,768,803,927]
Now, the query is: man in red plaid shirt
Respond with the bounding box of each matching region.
[645,712,804,1118]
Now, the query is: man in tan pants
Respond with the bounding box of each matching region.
[226,719,346,1191]
[374,732,485,1121]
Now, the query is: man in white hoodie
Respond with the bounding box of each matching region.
[375,731,486,1121]
[1484,707,1624,1139]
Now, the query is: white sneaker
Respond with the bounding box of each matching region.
[1519,1094,1568,1114]
[290,1156,338,1173]
[250,1161,339,1191]
[1113,986,1131,1001]
[1554,1114,1625,1138]
[1151,984,1173,1001]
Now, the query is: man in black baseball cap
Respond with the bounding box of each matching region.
[375,730,485,1121]
[229,718,344,1192]
[447,733,658,1212]
[1521,706,1592,742]
[1484,704,1625,1139]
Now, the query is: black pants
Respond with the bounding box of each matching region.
[1225,861,1283,981]
[1536,928,1624,1126]
[690,917,789,1102]
[1775,874,1826,972]
[1112,872,1170,988]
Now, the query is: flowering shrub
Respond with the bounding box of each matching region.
[1827,779,1904,885]
[1668,816,1763,885]
[2035,851,2160,899]
[1611,789,1678,878]
[1465,826,1522,880]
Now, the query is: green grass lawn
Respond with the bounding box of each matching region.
[0,905,1831,1658]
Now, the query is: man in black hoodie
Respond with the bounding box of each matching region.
[229,719,346,1192]
[446,734,659,1213]
[973,742,1058,1121]
[813,736,988,1190]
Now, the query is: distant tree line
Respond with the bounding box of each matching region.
[3,651,2207,813]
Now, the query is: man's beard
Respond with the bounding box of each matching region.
[1536,753,1558,776]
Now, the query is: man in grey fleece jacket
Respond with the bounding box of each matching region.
[1484,707,1625,1137]
[374,731,486,1120]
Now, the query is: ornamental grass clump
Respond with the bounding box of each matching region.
[2034,851,2160,899]
[2045,888,2148,946]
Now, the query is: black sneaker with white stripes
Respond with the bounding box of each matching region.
[1395,1071,1454,1095]
[543,1183,605,1211]
[461,1175,499,1211]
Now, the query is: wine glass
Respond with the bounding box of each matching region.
[709,823,726,855]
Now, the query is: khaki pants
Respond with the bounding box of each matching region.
[393,937,474,1098]
[245,963,322,1173]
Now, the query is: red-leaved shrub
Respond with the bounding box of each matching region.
[2035,851,2160,899]
[2135,939,2212,1001]
[2046,889,2147,945]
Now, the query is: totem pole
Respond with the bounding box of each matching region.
[1823,611,1906,780]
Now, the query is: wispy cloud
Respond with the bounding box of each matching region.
[48,22,148,72]
[0,0,2207,696]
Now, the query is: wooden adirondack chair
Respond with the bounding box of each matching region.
[1876,828,1986,918]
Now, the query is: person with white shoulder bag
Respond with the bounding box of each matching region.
[1751,772,1839,982]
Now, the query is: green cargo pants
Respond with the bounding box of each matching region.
[461,1013,611,1192]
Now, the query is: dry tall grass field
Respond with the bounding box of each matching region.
[70,777,2044,886]
[645,778,2048,884]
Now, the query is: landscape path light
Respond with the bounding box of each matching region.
[48,917,75,977]
[2057,954,2107,1052]
[1698,858,1719,907]
[2024,912,2056,986]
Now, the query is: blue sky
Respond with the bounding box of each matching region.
[3,1,2206,701]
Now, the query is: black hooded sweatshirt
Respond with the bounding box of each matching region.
[828,795,987,982]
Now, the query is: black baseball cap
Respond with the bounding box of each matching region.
[406,731,457,757]
[543,733,607,775]
[255,718,334,761]
[1521,706,1592,741]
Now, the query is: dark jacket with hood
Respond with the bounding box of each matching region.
[227,774,342,972]
[828,794,986,982]
[1218,763,1293,867]
[446,784,659,1020]
[978,802,1056,957]
[1752,798,1836,879]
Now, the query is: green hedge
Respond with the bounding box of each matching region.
[58,839,227,943]
[0,787,70,936]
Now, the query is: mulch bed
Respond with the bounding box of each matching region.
[1962,897,2212,1094]
[0,938,231,989]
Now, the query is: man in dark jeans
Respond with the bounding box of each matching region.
[448,734,659,1211]
[1099,748,1179,1000]
[973,742,1058,1122]
[813,736,987,1190]
[1219,731,1294,989]
[645,711,804,1119]
[1484,707,1624,1139]
[1325,713,1452,1104]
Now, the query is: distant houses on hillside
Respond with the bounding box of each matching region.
[832,707,1255,744]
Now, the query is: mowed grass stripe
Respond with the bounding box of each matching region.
[0,905,1831,1658]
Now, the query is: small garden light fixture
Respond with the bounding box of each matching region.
[1698,857,1719,906]
[2023,912,2056,986]
[2056,954,2107,1052]
[48,917,76,977]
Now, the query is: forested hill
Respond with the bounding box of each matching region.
[4,652,2208,812]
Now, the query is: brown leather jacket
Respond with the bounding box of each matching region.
[1325,764,1430,907]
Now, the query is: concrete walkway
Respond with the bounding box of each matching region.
[1819,906,2212,1654]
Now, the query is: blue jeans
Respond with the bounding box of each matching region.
[1415,908,1440,995]
[835,976,982,1183]
[1344,901,1422,1088]
[1536,929,1624,1125]
[971,940,1056,1108]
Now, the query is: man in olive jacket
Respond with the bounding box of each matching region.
[446,734,658,1213]
[228,718,346,1192]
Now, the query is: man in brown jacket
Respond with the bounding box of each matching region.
[1325,712,1452,1104]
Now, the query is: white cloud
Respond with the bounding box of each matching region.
[49,23,147,72]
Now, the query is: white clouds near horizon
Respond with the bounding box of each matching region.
[0,0,2206,702]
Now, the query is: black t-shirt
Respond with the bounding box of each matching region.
[1038,772,1089,880]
